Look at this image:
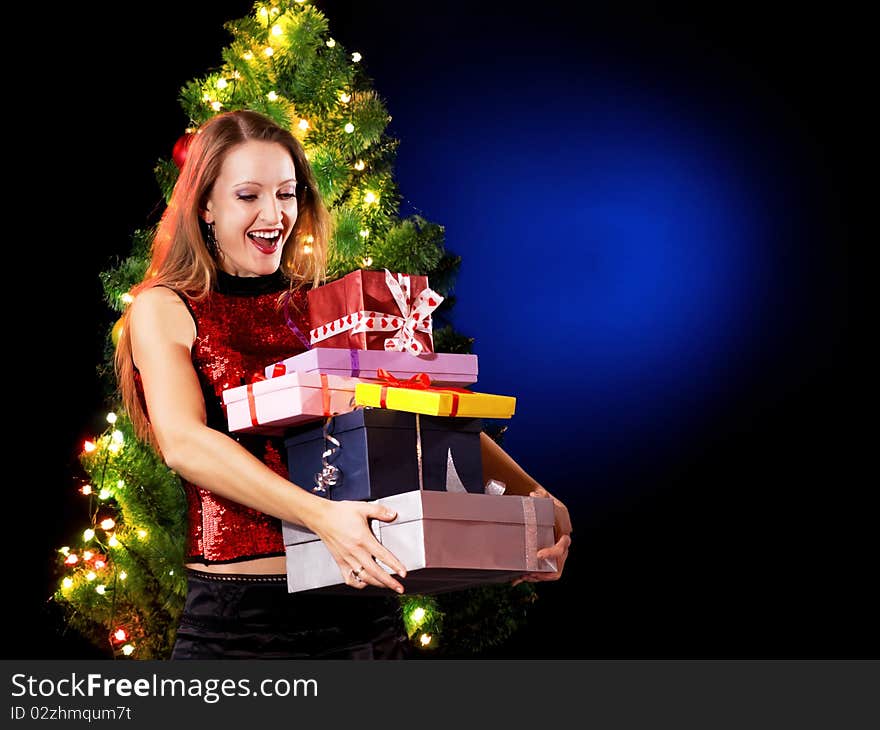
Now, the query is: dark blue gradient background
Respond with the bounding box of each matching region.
[17,2,863,659]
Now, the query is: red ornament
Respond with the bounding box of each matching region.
[172,132,194,169]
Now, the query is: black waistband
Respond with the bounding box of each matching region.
[186,568,286,584]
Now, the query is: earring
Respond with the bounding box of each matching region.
[205,222,219,258]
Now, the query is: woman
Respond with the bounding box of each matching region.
[116,109,571,659]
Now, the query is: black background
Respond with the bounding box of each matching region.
[8,2,867,659]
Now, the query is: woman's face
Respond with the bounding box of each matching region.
[204,139,299,277]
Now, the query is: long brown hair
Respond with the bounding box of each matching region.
[115,110,330,443]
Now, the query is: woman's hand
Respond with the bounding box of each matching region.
[512,485,572,586]
[308,499,408,593]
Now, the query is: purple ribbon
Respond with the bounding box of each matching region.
[349,350,360,377]
[283,292,312,350]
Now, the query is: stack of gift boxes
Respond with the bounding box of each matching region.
[221,269,556,595]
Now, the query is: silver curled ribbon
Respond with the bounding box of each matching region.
[483,479,506,496]
[415,414,424,491]
[313,418,342,493]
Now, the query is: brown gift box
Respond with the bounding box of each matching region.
[307,270,435,352]
[282,489,557,595]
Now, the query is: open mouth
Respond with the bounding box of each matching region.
[247,230,282,254]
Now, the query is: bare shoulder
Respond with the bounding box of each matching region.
[128,286,196,353]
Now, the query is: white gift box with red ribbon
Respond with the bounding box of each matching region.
[221,372,362,436]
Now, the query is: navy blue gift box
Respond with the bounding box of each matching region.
[284,409,484,500]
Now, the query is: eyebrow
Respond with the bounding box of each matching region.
[233,178,298,186]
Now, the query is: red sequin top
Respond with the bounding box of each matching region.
[147,270,310,564]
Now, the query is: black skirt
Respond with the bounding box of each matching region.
[171,569,411,660]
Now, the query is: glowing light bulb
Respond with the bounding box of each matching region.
[298,118,309,131]
[80,484,92,495]
[95,560,106,569]
[83,529,95,541]
[137,529,147,539]
[65,554,78,565]
[363,191,377,204]
[100,518,116,530]
[114,629,127,642]
[202,93,211,102]
[339,91,351,103]
[359,229,370,239]
[106,412,117,425]
[59,546,70,556]
[108,535,120,548]
[362,256,373,268]
[271,24,282,36]
[108,443,120,454]
[117,480,125,489]
[62,577,73,589]
[85,571,97,582]
[302,244,313,254]
[96,585,106,595]
[419,633,432,646]
[83,440,96,453]
[83,551,93,561]
[267,91,278,101]
[99,488,111,500]
[243,51,254,61]
[344,123,355,134]
[216,78,228,89]
[354,160,365,171]
[122,644,134,656]
[121,292,134,305]
[119,571,128,581]
[351,52,361,62]
[264,47,274,57]
[326,38,336,48]
[411,607,426,623]
[211,101,223,112]
[232,70,242,80]
[112,430,124,444]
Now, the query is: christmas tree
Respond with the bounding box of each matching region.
[52,0,537,659]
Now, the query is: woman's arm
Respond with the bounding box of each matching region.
[480,432,573,582]
[128,287,407,592]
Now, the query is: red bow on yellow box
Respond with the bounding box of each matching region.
[374,368,474,416]
[354,369,516,419]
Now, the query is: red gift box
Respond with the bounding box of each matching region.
[307,269,443,354]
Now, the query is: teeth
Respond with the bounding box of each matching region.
[250,230,280,239]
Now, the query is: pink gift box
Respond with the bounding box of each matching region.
[265,348,479,387]
[222,372,361,435]
[282,490,557,595]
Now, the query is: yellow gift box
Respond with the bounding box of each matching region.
[354,380,516,418]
